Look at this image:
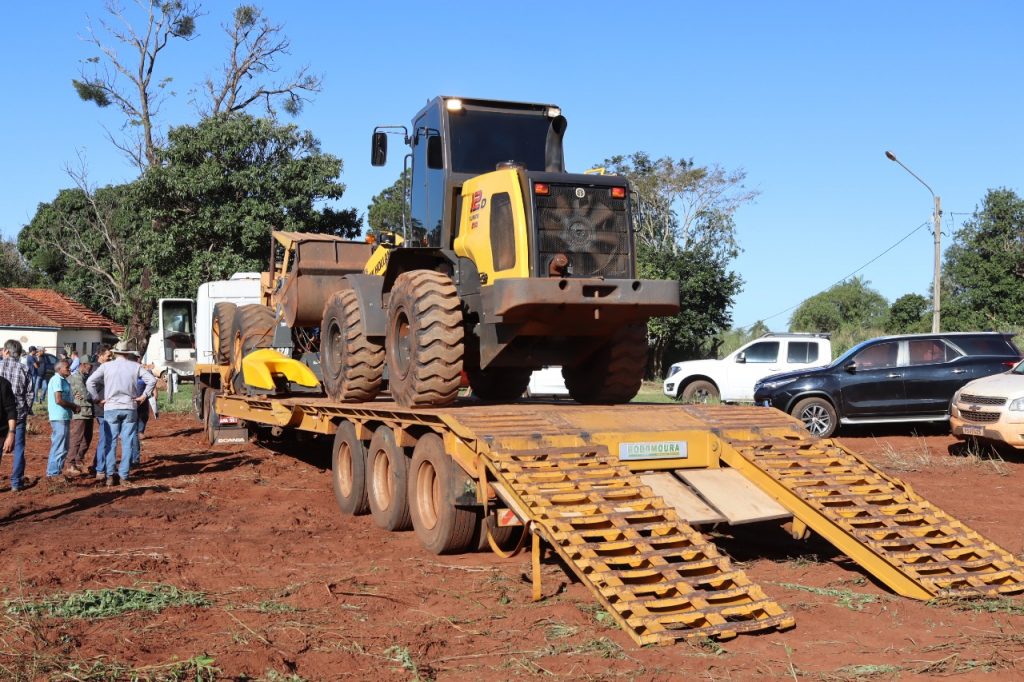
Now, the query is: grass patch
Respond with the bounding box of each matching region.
[833,663,901,679]
[384,645,423,680]
[576,602,617,628]
[0,652,219,682]
[878,434,1008,476]
[157,383,194,414]
[544,622,579,640]
[257,600,298,614]
[775,582,879,611]
[930,596,1024,616]
[632,381,676,404]
[5,583,209,620]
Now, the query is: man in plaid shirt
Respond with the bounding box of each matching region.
[1,340,34,490]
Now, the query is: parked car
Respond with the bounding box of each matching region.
[753,332,1021,438]
[949,360,1024,449]
[663,333,832,403]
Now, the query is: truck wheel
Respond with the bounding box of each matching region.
[366,427,412,531]
[212,302,237,365]
[194,385,206,423]
[408,433,477,554]
[321,289,384,402]
[563,325,647,404]
[204,389,219,445]
[332,421,369,515]
[680,380,720,403]
[230,304,276,393]
[385,271,464,408]
[467,366,532,401]
[474,514,520,552]
[792,397,838,438]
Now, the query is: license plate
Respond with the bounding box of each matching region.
[961,425,984,436]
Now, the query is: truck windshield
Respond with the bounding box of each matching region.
[162,301,195,347]
[448,110,550,174]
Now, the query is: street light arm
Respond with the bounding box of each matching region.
[885,150,935,199]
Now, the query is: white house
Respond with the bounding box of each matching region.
[0,288,122,357]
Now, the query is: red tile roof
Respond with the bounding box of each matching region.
[0,289,124,334]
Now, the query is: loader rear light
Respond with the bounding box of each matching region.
[610,186,627,199]
[534,182,550,196]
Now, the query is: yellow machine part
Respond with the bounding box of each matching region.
[362,233,404,276]
[241,349,319,390]
[453,167,531,282]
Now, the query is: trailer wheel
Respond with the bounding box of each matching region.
[408,433,477,554]
[321,289,385,402]
[212,302,237,365]
[204,389,219,445]
[564,324,647,404]
[385,271,464,408]
[230,304,276,393]
[366,427,412,531]
[474,514,520,552]
[332,421,369,515]
[467,366,532,402]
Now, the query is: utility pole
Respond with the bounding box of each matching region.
[885,151,942,332]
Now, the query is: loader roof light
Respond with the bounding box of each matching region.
[547,107,561,118]
[610,186,627,199]
[446,98,463,111]
[534,182,550,196]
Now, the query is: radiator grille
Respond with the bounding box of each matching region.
[960,409,1001,423]
[959,394,1007,406]
[535,185,631,278]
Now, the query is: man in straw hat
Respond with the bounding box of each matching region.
[86,341,156,487]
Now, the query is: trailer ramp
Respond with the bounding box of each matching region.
[690,405,1024,600]
[481,445,793,646]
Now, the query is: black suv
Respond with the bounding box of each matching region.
[753,332,1021,438]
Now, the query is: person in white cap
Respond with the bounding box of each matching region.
[86,341,156,487]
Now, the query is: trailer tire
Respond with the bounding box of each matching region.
[230,304,276,393]
[408,433,477,554]
[204,389,219,445]
[564,324,647,404]
[467,366,532,402]
[331,421,369,515]
[366,427,412,531]
[321,289,385,402]
[212,302,237,365]
[474,514,519,552]
[385,271,464,408]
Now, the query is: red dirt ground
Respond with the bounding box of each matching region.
[3,412,1024,680]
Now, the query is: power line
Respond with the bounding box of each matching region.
[735,220,931,331]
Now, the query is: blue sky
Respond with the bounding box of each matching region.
[2,2,1021,331]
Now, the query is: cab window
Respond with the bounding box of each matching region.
[787,341,819,364]
[744,342,779,363]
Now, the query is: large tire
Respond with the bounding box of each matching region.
[321,289,385,402]
[366,427,412,531]
[791,397,838,438]
[211,302,237,365]
[385,271,464,408]
[332,421,369,515]
[680,379,720,404]
[408,433,477,554]
[230,304,276,393]
[467,366,532,402]
[563,325,647,404]
[204,389,219,445]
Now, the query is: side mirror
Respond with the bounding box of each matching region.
[427,135,443,169]
[736,352,746,364]
[844,361,858,373]
[371,132,388,166]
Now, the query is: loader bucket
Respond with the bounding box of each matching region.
[241,348,320,390]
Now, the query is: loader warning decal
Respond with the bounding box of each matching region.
[618,440,688,461]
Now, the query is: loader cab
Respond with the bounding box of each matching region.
[377,96,566,250]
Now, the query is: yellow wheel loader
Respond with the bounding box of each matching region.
[234,97,680,408]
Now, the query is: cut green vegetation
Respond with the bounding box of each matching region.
[930,596,1024,616]
[5,583,209,620]
[0,652,219,682]
[775,582,880,611]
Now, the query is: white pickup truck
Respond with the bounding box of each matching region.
[662,333,832,403]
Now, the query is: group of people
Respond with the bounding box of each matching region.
[0,339,157,492]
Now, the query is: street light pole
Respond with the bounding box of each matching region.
[885,151,942,333]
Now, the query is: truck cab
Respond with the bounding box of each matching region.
[142,298,197,378]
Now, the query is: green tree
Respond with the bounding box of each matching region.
[638,242,742,376]
[941,188,1024,331]
[886,293,930,333]
[367,169,411,236]
[138,113,360,299]
[789,277,888,355]
[0,238,38,288]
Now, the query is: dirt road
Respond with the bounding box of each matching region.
[2,412,1023,680]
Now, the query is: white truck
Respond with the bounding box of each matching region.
[141,298,198,379]
[662,333,832,403]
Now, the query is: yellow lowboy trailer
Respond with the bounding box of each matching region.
[199,382,1024,646]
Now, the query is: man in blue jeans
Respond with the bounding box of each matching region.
[44,360,80,486]
[87,342,156,487]
[0,340,35,491]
